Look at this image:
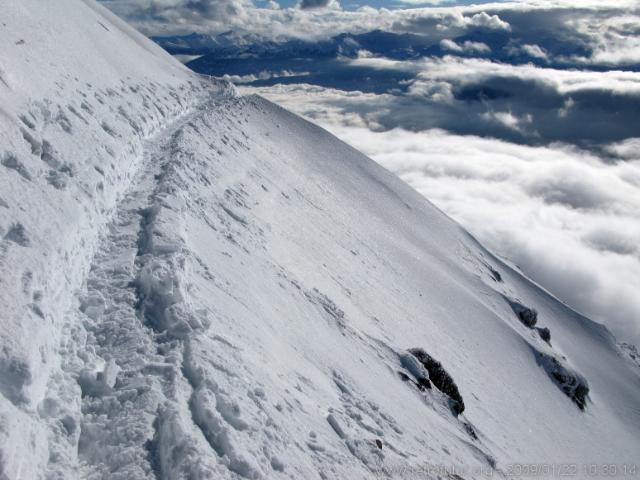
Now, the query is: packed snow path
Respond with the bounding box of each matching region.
[46,98,232,479]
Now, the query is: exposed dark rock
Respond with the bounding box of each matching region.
[508,299,538,328]
[486,263,502,282]
[534,350,589,410]
[619,342,640,369]
[408,348,465,415]
[416,377,432,391]
[537,327,551,343]
[463,421,478,440]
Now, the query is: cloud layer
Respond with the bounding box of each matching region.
[339,55,640,147]
[101,0,640,68]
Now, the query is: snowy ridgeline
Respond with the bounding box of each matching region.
[1,1,640,479]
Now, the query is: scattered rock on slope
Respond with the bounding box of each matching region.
[408,348,465,415]
[619,342,640,369]
[533,350,589,410]
[508,299,538,328]
[537,327,551,343]
[399,351,432,391]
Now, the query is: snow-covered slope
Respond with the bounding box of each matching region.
[0,0,229,476]
[1,1,639,479]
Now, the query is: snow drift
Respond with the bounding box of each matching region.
[1,0,639,479]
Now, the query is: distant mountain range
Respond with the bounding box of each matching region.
[153,30,440,61]
[151,28,640,149]
[152,28,637,92]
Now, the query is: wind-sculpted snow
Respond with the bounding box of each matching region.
[1,0,640,478]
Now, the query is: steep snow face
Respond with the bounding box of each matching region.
[1,1,640,479]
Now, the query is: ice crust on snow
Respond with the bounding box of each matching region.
[1,1,640,479]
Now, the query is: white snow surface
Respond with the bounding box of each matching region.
[1,1,639,479]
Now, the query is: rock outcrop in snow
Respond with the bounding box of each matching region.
[408,348,465,416]
[1,1,640,479]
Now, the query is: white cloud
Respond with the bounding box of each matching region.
[340,127,640,345]
[560,12,640,66]
[326,55,640,146]
[481,110,531,132]
[606,138,640,161]
[100,0,514,38]
[347,55,640,96]
[467,11,511,30]
[521,44,548,59]
[99,0,640,64]
[218,70,310,83]
[505,43,549,60]
[440,39,491,54]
